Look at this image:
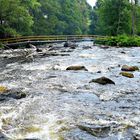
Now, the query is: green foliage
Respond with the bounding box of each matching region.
[0,0,91,37]
[94,35,140,47]
[32,0,91,35]
[0,43,4,48]
[90,0,140,36]
[0,0,40,37]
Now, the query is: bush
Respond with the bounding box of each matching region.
[0,42,4,48]
[94,35,140,47]
[0,26,18,38]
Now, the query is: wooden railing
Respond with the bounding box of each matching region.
[0,35,106,46]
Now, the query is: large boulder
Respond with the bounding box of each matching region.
[89,76,115,85]
[121,65,139,71]
[66,66,88,71]
[120,72,134,78]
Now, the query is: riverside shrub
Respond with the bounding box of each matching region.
[94,35,140,47]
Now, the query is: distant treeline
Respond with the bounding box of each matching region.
[90,0,140,36]
[1,0,140,38]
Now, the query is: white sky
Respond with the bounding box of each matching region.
[87,0,96,7]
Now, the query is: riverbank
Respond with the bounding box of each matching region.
[94,35,140,47]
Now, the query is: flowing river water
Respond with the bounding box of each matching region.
[0,41,140,140]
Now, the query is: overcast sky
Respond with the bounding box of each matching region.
[87,0,96,7]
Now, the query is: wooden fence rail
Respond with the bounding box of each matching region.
[0,35,106,46]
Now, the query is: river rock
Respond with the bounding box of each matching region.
[89,76,115,85]
[64,42,77,49]
[133,133,140,140]
[66,66,88,71]
[0,89,26,100]
[0,86,9,93]
[82,46,92,49]
[36,48,42,52]
[121,65,139,71]
[20,138,40,140]
[0,132,9,140]
[120,51,126,54]
[97,71,101,73]
[120,72,134,78]
[99,45,109,49]
[78,124,111,138]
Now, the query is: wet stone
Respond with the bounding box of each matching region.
[120,51,126,54]
[66,66,88,71]
[0,89,26,100]
[133,133,140,140]
[0,86,9,93]
[41,53,69,57]
[97,71,101,73]
[0,132,9,140]
[89,76,115,85]
[78,124,111,138]
[48,46,63,51]
[120,72,134,78]
[22,138,41,140]
[121,65,139,71]
[82,46,92,49]
[64,42,77,49]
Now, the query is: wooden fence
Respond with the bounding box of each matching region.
[0,35,106,46]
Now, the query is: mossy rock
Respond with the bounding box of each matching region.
[0,86,8,93]
[89,76,115,85]
[121,65,139,71]
[120,72,134,78]
[66,66,88,71]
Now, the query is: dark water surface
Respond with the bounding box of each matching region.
[0,42,140,140]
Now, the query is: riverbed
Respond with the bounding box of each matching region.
[0,42,140,140]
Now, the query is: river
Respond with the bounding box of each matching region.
[0,41,140,140]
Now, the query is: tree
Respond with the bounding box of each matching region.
[0,0,40,37]
[90,0,132,36]
[32,0,91,35]
[0,0,91,37]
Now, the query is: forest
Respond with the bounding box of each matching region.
[1,0,140,46]
[90,0,140,36]
[0,0,91,38]
[1,0,140,38]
